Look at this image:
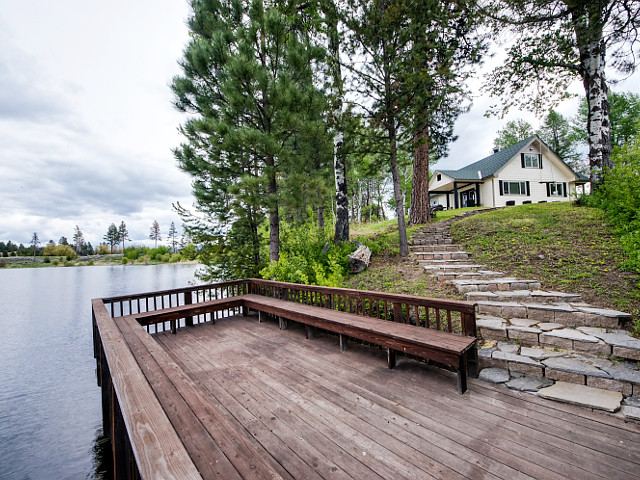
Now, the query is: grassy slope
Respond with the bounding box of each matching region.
[344,203,640,328]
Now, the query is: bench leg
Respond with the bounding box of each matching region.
[387,348,396,369]
[468,345,478,378]
[305,325,314,339]
[457,353,468,395]
[279,316,288,330]
[242,306,248,317]
[258,311,263,323]
[171,319,176,334]
[339,334,347,352]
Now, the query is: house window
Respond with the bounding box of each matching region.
[503,181,527,195]
[547,182,566,197]
[523,153,540,168]
[437,174,441,181]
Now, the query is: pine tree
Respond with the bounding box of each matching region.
[31,232,39,259]
[149,221,161,248]
[104,224,119,253]
[172,0,328,277]
[72,226,84,255]
[118,221,129,254]
[168,222,178,253]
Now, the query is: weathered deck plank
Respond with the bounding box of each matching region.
[121,313,640,480]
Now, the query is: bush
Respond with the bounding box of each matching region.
[87,260,94,266]
[0,258,6,268]
[122,257,128,265]
[580,133,640,272]
[43,256,51,263]
[260,222,355,287]
[180,244,197,261]
[43,244,76,258]
[170,253,182,263]
[52,259,59,266]
[161,253,171,263]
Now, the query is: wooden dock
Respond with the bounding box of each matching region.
[93,280,640,479]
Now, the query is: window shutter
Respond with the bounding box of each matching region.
[521,153,525,168]
[563,182,567,197]
[499,180,503,195]
[526,181,530,196]
[546,183,551,197]
[539,154,543,169]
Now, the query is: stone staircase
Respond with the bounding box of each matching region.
[411,209,640,421]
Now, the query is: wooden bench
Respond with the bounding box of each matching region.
[126,293,477,394]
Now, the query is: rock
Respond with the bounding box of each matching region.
[543,356,610,378]
[621,405,640,421]
[479,368,510,384]
[538,382,623,412]
[624,396,640,408]
[497,342,520,354]
[588,331,640,349]
[519,347,565,360]
[348,244,372,273]
[508,318,540,328]
[537,323,565,332]
[506,376,553,392]
[493,351,542,366]
[543,329,599,343]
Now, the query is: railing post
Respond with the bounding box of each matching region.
[461,311,476,337]
[184,291,193,327]
[393,303,402,323]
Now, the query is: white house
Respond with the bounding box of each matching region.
[429,135,589,209]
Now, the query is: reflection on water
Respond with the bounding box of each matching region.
[0,264,199,480]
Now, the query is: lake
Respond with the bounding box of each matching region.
[0,263,200,480]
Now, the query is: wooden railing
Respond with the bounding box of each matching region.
[96,278,476,337]
[248,278,476,337]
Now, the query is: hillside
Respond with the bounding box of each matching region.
[344,203,639,332]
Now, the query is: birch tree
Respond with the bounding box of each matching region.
[482,0,640,185]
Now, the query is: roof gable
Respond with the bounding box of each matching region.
[437,137,535,181]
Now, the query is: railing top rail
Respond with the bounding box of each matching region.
[99,279,249,304]
[248,278,476,313]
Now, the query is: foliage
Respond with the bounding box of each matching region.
[260,222,356,287]
[483,0,640,183]
[42,244,76,258]
[536,109,583,171]
[180,244,197,261]
[579,132,640,272]
[574,91,640,151]
[103,224,119,253]
[493,119,534,149]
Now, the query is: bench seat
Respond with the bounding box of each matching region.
[127,293,477,394]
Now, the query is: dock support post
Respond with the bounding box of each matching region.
[387,348,396,369]
[305,325,315,339]
[279,316,288,330]
[339,334,348,352]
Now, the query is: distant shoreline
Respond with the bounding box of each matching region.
[0,255,200,269]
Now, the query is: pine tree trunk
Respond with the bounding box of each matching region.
[326,2,349,243]
[267,168,280,262]
[409,124,431,225]
[573,10,611,185]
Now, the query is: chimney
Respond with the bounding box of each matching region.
[493,146,499,153]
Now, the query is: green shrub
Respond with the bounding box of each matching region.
[0,258,6,268]
[52,259,59,266]
[122,257,128,265]
[170,253,182,263]
[180,244,197,261]
[43,256,51,263]
[87,259,94,266]
[260,222,355,287]
[161,253,171,263]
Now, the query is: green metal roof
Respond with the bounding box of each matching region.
[437,137,536,181]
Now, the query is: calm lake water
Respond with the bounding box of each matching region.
[0,264,200,480]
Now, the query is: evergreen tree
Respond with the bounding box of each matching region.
[31,232,39,259]
[72,226,84,255]
[172,0,328,278]
[536,109,583,171]
[149,220,161,248]
[118,221,129,253]
[103,223,119,253]
[168,221,178,253]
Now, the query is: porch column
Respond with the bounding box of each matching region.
[453,182,459,209]
[475,183,481,207]
[446,192,450,210]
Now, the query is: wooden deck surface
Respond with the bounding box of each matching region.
[118,313,640,480]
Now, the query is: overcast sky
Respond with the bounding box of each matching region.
[1,2,638,247]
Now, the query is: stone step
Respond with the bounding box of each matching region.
[409,245,462,252]
[418,258,476,265]
[412,238,453,246]
[436,271,505,281]
[451,278,542,293]
[476,315,640,360]
[476,301,626,328]
[478,340,640,401]
[538,382,623,412]
[423,264,486,271]
[465,290,581,304]
[414,251,470,261]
